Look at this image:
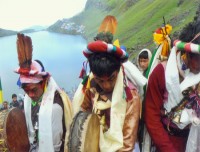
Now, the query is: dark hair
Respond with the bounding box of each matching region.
[3,101,8,104]
[179,11,200,44]
[139,51,149,59]
[12,94,17,98]
[88,53,121,77]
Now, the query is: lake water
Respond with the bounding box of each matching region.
[0,31,87,101]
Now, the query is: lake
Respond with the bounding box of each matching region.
[0,31,87,101]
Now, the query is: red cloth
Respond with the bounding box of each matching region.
[144,63,187,152]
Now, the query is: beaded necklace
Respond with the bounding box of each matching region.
[31,95,43,107]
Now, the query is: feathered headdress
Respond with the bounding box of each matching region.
[98,15,118,35]
[94,15,118,43]
[16,33,33,75]
[80,15,119,79]
[15,33,48,84]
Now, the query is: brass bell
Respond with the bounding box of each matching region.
[173,114,181,123]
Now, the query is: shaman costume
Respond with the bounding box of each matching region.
[72,40,147,152]
[14,34,73,152]
[145,40,200,152]
[141,24,172,152]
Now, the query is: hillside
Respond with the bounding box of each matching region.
[0,25,47,37]
[49,0,200,58]
[0,28,17,37]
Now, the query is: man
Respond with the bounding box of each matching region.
[14,33,73,152]
[140,24,172,152]
[10,93,20,108]
[136,49,152,76]
[1,101,9,110]
[144,18,200,152]
[73,40,145,152]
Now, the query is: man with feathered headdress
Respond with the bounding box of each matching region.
[14,33,73,152]
[72,39,140,152]
[144,15,200,152]
[71,15,147,152]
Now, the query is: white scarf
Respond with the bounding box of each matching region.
[24,77,59,152]
[136,49,152,74]
[73,69,126,152]
[123,60,147,99]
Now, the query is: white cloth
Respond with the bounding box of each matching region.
[99,69,127,152]
[52,103,63,151]
[15,60,49,84]
[123,60,147,99]
[165,47,182,113]
[186,125,200,152]
[123,60,147,88]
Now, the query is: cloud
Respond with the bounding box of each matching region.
[0,0,87,30]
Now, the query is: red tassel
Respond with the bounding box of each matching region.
[125,86,132,102]
[79,67,86,78]
[79,61,88,78]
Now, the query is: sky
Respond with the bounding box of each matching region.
[0,0,87,31]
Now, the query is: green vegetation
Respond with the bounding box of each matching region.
[69,0,199,59]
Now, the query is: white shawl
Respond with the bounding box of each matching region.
[24,77,59,152]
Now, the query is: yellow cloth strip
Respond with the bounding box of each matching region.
[0,91,3,104]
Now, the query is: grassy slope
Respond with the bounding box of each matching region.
[77,0,199,59]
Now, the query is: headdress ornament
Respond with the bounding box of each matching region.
[83,40,129,62]
[174,40,200,54]
[145,19,172,78]
[94,15,118,43]
[98,15,117,35]
[14,33,48,84]
[153,23,172,60]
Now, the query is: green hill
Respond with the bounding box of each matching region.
[49,0,200,59]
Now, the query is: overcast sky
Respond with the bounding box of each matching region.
[0,0,87,31]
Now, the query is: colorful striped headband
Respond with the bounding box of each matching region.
[174,40,200,54]
[83,40,129,62]
[15,60,49,84]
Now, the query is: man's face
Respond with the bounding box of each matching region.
[93,71,118,93]
[187,53,200,74]
[22,82,44,101]
[139,58,149,71]
[12,97,17,102]
[3,103,8,108]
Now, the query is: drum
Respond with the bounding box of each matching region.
[0,108,30,152]
[67,111,100,152]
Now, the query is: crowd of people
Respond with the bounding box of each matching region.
[1,12,200,152]
[1,93,24,110]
